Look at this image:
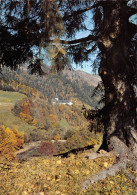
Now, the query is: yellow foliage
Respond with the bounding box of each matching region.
[30,88,37,95]
[0,126,24,160]
[0,151,119,194]
[19,112,35,125]
[0,144,135,195]
[49,114,56,121]
[53,134,60,141]
[52,121,57,128]
[49,114,56,128]
[31,117,38,126]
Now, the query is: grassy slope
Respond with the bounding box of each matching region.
[0,90,35,133]
[0,152,136,195]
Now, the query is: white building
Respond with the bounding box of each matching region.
[51,97,73,106]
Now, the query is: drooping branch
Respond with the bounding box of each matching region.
[1,26,28,31]
[46,35,98,45]
[62,3,99,20]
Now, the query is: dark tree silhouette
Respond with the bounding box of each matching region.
[0,0,70,74]
[0,0,137,189]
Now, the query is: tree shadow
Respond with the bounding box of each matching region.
[53,144,94,158]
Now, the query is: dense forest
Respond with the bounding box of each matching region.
[0,66,101,108]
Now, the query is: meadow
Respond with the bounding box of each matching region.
[0,90,35,133]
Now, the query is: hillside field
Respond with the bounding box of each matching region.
[0,90,35,133]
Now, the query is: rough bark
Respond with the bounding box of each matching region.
[99,67,137,157]
[82,1,137,190]
[98,0,137,161]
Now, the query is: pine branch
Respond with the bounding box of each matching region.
[47,35,98,45]
[62,3,99,20]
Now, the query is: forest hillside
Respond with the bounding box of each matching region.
[1,66,101,108]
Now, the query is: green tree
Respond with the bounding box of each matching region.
[0,0,70,74]
[0,0,137,184]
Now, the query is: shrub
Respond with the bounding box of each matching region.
[65,133,84,150]
[39,141,56,156]
[57,128,99,153]
[64,130,74,140]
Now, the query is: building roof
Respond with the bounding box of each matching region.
[51,98,73,105]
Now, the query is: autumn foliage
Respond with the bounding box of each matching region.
[0,126,24,160]
[0,78,42,98]
[39,141,56,156]
[59,104,65,111]
[19,99,37,125]
[49,114,57,128]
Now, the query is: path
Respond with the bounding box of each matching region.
[15,140,67,161]
[15,141,42,161]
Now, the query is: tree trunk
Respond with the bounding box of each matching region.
[100,69,136,150]
[98,1,137,168]
[82,2,137,189]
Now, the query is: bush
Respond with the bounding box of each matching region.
[64,130,74,140]
[65,133,85,150]
[57,128,100,153]
[39,141,56,156]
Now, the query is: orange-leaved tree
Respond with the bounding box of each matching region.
[0,126,24,160]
